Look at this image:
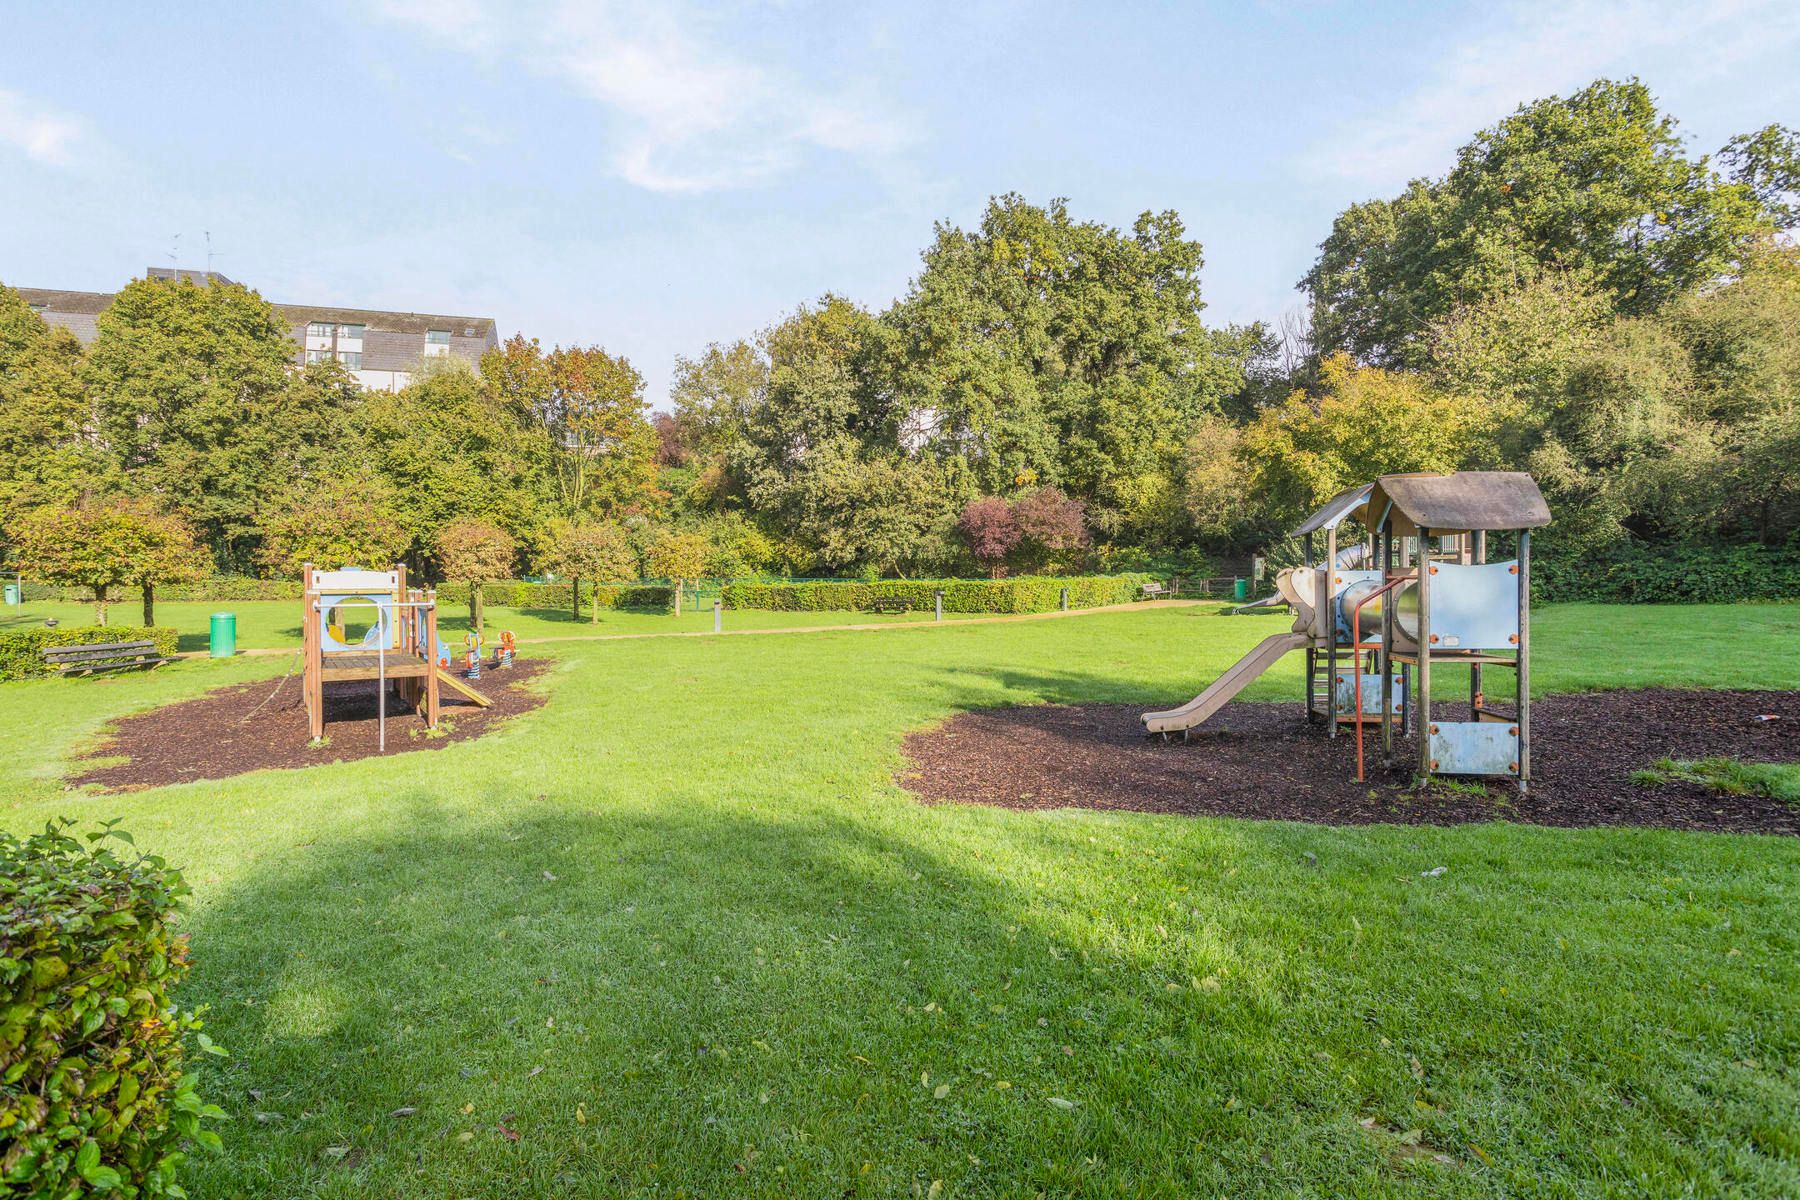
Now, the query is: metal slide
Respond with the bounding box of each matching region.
[1141,631,1311,735]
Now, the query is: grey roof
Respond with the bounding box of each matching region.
[1291,483,1373,536]
[278,303,495,338]
[13,283,496,343]
[14,287,113,314]
[1373,472,1551,533]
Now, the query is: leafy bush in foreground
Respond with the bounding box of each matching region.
[0,821,226,1196]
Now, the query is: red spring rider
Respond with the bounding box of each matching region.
[494,630,516,669]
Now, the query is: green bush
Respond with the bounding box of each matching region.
[0,821,226,1196]
[19,578,304,603]
[435,581,674,612]
[1534,543,1800,603]
[0,625,179,683]
[720,574,1154,614]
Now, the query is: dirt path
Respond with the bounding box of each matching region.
[900,690,1800,835]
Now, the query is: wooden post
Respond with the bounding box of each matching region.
[1517,529,1531,788]
[1470,530,1484,717]
[1415,528,1432,784]
[1380,523,1394,765]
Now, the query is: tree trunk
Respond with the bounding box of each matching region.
[94,584,109,626]
[571,576,580,622]
[591,582,601,623]
[674,580,683,617]
[142,581,156,628]
[471,582,485,638]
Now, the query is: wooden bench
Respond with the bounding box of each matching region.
[44,640,173,677]
[1140,582,1168,600]
[868,596,913,614]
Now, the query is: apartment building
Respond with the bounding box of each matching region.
[16,267,499,392]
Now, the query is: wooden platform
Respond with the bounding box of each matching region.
[319,652,433,682]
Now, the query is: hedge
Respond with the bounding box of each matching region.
[436,581,675,611]
[720,574,1155,614]
[0,625,180,683]
[1534,543,1800,604]
[0,820,226,1196]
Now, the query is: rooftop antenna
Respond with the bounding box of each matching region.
[205,231,213,277]
[167,232,181,278]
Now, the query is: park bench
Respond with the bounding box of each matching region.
[868,596,913,614]
[43,640,173,677]
[1140,581,1168,600]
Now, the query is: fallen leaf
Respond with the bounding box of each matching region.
[933,1084,951,1099]
[457,1130,474,1143]
[462,1103,474,1115]
[389,1107,417,1118]
[575,1104,587,1125]
[1468,1143,1494,1166]
[322,1145,350,1159]
[1047,1097,1079,1111]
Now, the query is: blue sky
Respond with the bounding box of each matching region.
[3,1,1797,406]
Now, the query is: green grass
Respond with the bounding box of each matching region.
[1,598,952,653]
[2,603,1797,1197]
[1634,757,1800,805]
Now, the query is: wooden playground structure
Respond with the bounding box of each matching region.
[1143,471,1551,789]
[301,564,492,747]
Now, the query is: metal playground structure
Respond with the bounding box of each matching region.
[1142,471,1551,788]
[301,564,492,749]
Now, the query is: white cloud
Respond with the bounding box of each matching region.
[1305,0,1800,190]
[0,89,88,167]
[372,0,910,192]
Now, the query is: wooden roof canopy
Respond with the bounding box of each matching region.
[1368,471,1551,536]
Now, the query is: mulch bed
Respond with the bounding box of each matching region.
[900,690,1800,835]
[70,658,550,792]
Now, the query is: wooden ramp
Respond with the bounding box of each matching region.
[436,668,494,708]
[1141,631,1311,735]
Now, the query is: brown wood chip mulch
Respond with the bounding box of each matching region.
[899,690,1800,835]
[70,657,550,792]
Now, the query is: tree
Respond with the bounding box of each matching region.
[646,530,709,616]
[957,497,1020,577]
[482,336,659,520]
[1011,486,1088,572]
[1303,79,1770,366]
[257,472,412,580]
[121,505,207,626]
[9,498,201,625]
[434,518,517,638]
[1722,124,1800,230]
[84,275,341,569]
[362,360,554,556]
[1239,355,1496,529]
[544,520,636,623]
[0,285,114,538]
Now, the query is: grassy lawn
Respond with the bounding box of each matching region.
[0,598,950,653]
[2,603,1797,1197]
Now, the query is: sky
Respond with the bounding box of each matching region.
[3,0,1797,407]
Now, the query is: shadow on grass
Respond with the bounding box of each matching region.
[182,800,1331,1199]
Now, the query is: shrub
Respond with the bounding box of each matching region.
[1533,543,1800,603]
[720,574,1153,614]
[0,624,179,683]
[0,820,226,1195]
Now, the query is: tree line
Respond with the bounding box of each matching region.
[2,76,1795,608]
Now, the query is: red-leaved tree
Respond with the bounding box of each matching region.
[1012,486,1088,571]
[957,497,1020,578]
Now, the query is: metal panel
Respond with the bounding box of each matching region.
[309,568,399,593]
[1333,673,1404,716]
[1425,561,1519,651]
[1428,721,1519,776]
[1329,569,1383,643]
[1291,484,1373,537]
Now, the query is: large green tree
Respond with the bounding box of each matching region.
[0,285,112,539]
[84,276,354,569]
[483,336,659,521]
[1303,78,1774,366]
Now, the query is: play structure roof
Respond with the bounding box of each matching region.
[1290,483,1373,537]
[1371,471,1551,535]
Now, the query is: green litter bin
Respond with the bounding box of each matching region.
[209,612,237,658]
[2,582,18,606]
[1232,577,1249,601]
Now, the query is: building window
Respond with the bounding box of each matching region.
[304,348,329,364]
[338,351,362,370]
[342,324,366,339]
[307,322,331,338]
[426,329,451,344]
